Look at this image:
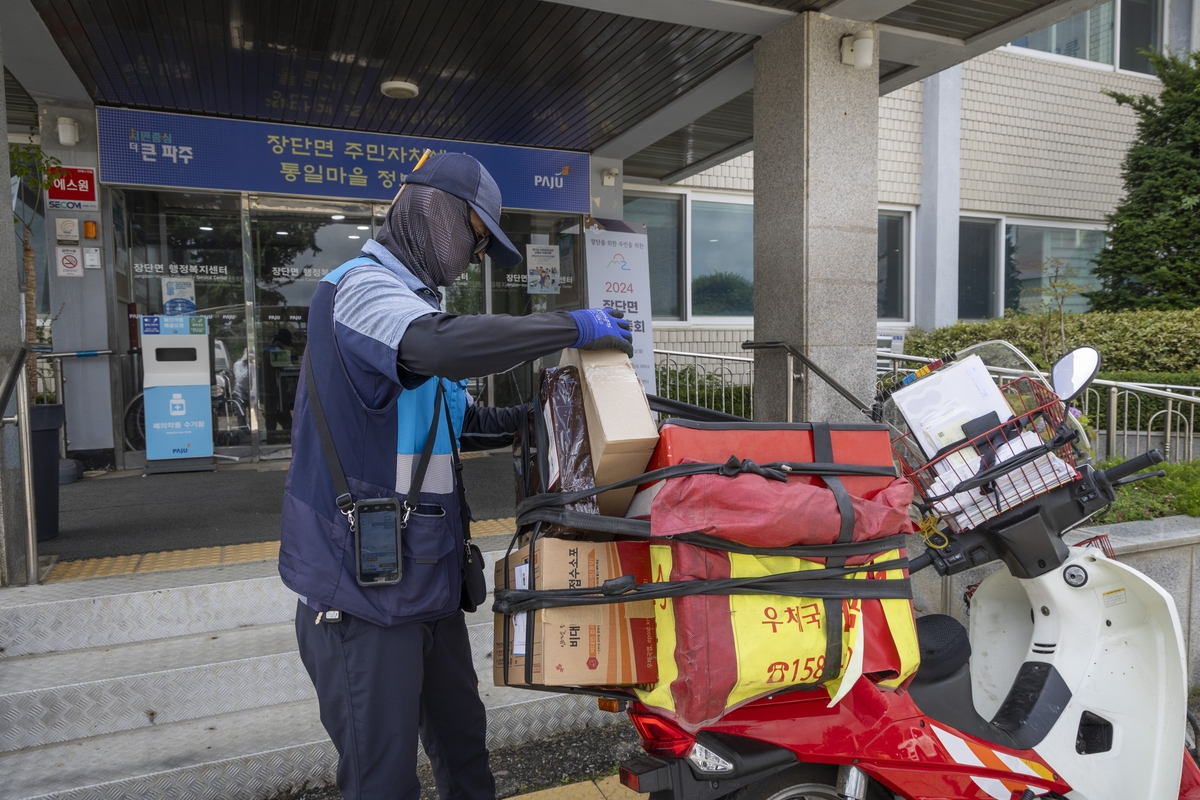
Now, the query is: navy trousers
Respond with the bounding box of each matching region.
[295,602,495,800]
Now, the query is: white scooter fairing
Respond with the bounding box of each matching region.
[970,545,1188,799]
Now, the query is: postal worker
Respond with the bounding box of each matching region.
[279,152,632,800]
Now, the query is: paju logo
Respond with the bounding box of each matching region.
[534,166,571,189]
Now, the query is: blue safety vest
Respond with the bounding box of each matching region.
[279,257,467,626]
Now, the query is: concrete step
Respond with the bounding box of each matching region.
[0,692,619,800]
[0,623,310,752]
[0,562,292,659]
[1,545,515,660]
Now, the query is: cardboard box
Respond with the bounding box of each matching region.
[494,537,657,687]
[560,349,659,515]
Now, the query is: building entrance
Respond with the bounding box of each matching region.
[111,188,587,463]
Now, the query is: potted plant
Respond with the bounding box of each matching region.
[10,131,65,541]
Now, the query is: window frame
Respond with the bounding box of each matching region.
[1001,0,1171,80]
[877,204,916,327]
[1002,215,1109,315]
[623,183,756,327]
[623,188,689,322]
[957,212,1005,322]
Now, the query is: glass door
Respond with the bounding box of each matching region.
[116,190,247,456]
[484,211,585,408]
[248,197,373,452]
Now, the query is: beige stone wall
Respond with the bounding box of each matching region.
[674,85,922,207]
[653,326,754,356]
[677,152,755,191]
[960,48,1158,221]
[879,82,923,207]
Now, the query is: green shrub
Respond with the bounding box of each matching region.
[1093,458,1200,523]
[904,308,1200,372]
[656,365,751,418]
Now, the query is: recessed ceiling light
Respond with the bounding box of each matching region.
[199,226,213,231]
[276,231,288,235]
[357,225,370,230]
[710,239,719,242]
[381,80,419,100]
[331,214,345,220]
[348,235,361,240]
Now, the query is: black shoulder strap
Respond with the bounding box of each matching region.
[304,354,354,516]
[441,390,474,544]
[304,351,445,521]
[811,421,848,684]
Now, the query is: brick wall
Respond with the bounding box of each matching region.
[677,152,754,191]
[653,326,755,356]
[879,82,923,207]
[960,48,1157,221]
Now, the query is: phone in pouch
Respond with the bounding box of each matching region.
[354,498,403,587]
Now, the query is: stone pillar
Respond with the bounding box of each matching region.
[914,65,962,331]
[0,29,33,586]
[753,12,879,423]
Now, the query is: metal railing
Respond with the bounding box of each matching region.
[876,351,1200,463]
[653,348,755,418]
[1,344,41,585]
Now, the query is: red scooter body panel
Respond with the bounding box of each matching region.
[1180,751,1200,799]
[678,679,1074,799]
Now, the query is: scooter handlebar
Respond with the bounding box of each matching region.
[1103,449,1165,485]
[908,551,934,573]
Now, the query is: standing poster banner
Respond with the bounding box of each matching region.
[584,217,655,393]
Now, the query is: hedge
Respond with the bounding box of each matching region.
[903,308,1200,373]
[1093,458,1200,523]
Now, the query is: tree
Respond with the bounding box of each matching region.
[1087,50,1200,311]
[692,272,753,316]
[9,133,62,403]
[1022,257,1087,364]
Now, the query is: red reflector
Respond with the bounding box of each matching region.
[619,766,640,793]
[629,710,695,757]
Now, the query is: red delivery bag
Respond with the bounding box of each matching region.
[632,420,921,731]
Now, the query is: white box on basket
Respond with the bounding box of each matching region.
[892,355,1014,459]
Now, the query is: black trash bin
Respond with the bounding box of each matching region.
[30,403,64,542]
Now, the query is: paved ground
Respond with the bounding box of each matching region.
[281,721,642,800]
[47,451,516,561]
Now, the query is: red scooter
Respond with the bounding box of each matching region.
[617,344,1200,800]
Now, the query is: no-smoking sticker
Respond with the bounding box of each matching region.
[56,246,83,278]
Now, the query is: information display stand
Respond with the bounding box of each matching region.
[140,315,216,474]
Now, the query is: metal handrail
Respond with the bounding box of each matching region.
[0,344,29,420]
[744,340,872,417]
[0,344,40,585]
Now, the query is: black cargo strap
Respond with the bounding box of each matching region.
[514,456,898,518]
[515,506,909,559]
[812,422,850,684]
[493,558,911,614]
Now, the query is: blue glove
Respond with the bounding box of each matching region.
[569,308,633,357]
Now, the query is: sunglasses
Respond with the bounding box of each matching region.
[470,231,491,264]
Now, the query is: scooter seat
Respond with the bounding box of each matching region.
[912,614,971,682]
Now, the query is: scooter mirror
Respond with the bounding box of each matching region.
[1051,346,1101,403]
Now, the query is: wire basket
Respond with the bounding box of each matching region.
[892,377,1078,534]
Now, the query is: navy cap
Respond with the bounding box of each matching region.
[402,153,523,268]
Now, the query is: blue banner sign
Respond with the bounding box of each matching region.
[97,107,590,214]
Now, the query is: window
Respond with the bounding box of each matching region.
[624,194,684,319]
[1013,2,1115,65]
[690,201,753,317]
[878,212,907,320]
[1120,0,1161,74]
[959,219,999,320]
[1005,224,1106,315]
[1011,0,1163,74]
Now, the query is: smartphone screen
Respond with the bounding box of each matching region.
[358,505,399,581]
